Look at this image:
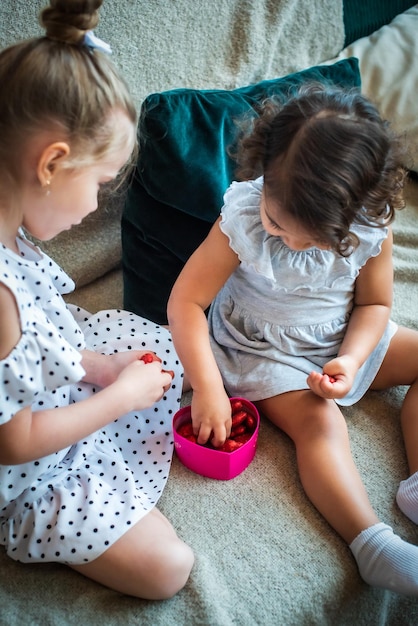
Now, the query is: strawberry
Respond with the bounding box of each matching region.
[141,353,174,378]
[219,438,243,452]
[177,422,194,438]
[230,399,243,412]
[140,353,154,364]
[245,414,256,431]
[231,424,247,438]
[234,433,252,444]
[231,410,247,427]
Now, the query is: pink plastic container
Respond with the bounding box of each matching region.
[173,397,260,480]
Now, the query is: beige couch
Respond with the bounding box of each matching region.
[1,2,418,625]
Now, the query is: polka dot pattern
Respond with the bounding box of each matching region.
[0,234,183,564]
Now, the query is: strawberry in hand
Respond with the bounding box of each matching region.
[140,352,174,379]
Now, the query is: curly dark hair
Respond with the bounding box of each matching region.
[234,83,406,255]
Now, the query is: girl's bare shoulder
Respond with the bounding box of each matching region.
[0,282,21,360]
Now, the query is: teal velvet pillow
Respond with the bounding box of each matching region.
[137,57,361,223]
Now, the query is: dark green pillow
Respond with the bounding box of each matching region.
[136,58,361,223]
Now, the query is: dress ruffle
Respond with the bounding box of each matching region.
[0,327,84,424]
[0,237,85,424]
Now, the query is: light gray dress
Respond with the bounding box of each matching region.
[0,233,183,564]
[208,178,397,405]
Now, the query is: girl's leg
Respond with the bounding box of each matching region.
[70,508,194,599]
[257,390,418,595]
[371,326,418,473]
[371,326,418,522]
[258,390,377,543]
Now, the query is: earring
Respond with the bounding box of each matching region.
[43,180,51,196]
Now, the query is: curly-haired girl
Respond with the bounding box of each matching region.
[168,84,418,595]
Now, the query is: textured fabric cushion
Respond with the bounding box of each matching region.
[122,58,361,324]
[335,6,418,172]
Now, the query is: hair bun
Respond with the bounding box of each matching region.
[40,0,103,44]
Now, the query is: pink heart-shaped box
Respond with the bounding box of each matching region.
[173,397,260,480]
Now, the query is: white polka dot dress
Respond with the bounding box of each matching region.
[0,233,183,564]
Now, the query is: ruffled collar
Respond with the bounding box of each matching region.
[220,178,386,289]
[221,178,337,283]
[1,230,74,296]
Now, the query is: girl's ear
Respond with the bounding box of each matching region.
[37,142,70,187]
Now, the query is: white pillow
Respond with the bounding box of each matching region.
[331,5,418,172]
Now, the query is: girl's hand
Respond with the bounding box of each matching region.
[92,350,170,388]
[139,352,175,383]
[191,388,232,448]
[307,355,358,399]
[115,358,173,412]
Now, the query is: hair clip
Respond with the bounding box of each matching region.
[83,30,112,55]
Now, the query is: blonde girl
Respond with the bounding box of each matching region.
[0,0,193,599]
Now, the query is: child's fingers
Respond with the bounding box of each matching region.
[210,423,230,448]
[140,354,175,379]
[161,369,174,392]
[196,423,212,445]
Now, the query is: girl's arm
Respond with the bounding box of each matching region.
[0,282,172,464]
[338,229,393,364]
[79,349,163,388]
[0,359,172,465]
[308,229,393,397]
[167,217,240,446]
[0,282,21,360]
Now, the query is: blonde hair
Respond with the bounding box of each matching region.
[0,0,137,200]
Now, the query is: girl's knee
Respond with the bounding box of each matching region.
[152,538,194,599]
[72,521,194,599]
[294,404,347,444]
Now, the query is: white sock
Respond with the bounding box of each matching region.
[349,522,418,596]
[396,471,418,524]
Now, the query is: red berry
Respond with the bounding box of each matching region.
[231,424,246,439]
[219,438,243,452]
[177,422,194,438]
[140,353,154,364]
[234,433,252,444]
[246,414,256,431]
[231,399,243,412]
[231,410,247,427]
